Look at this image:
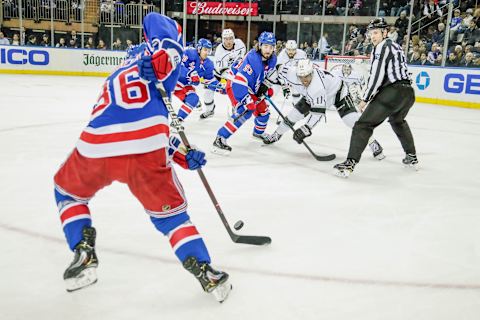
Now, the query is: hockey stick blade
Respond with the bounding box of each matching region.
[232,234,272,246]
[265,97,336,162]
[155,82,272,246]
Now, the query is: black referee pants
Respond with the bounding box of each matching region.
[347,82,417,162]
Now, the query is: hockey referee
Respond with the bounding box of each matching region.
[334,17,418,178]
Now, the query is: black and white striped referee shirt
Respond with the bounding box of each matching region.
[363,38,411,102]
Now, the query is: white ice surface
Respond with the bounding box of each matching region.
[1,74,480,320]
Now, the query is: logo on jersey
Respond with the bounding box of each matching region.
[415,71,430,90]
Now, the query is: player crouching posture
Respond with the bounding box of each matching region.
[212,31,277,155]
[334,18,418,178]
[263,59,385,161]
[53,13,231,303]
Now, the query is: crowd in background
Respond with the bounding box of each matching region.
[0,27,136,50]
[1,0,479,67]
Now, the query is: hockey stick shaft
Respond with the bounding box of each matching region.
[265,96,336,162]
[155,83,271,245]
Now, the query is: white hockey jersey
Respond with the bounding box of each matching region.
[331,68,365,103]
[282,65,344,109]
[214,38,246,79]
[276,48,307,69]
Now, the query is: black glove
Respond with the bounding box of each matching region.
[293,125,312,144]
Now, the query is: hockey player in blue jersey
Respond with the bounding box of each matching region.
[212,31,277,155]
[174,38,225,123]
[54,13,231,302]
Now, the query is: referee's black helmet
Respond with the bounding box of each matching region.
[367,18,389,31]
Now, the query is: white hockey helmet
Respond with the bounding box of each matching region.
[296,59,313,77]
[222,29,235,39]
[285,40,297,51]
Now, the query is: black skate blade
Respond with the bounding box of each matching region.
[232,235,272,246]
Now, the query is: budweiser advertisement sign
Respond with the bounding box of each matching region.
[187,1,259,16]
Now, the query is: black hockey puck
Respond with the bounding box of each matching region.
[234,220,244,230]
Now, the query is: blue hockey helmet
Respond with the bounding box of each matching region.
[196,38,213,50]
[258,32,276,46]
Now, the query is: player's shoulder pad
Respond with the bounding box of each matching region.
[234,38,246,49]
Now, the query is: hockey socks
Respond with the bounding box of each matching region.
[150,212,211,264]
[54,186,92,251]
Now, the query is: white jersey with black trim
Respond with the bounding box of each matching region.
[214,38,246,79]
[332,69,365,88]
[331,68,365,103]
[276,48,308,69]
[283,64,343,109]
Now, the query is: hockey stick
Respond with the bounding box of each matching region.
[265,96,336,162]
[156,82,272,246]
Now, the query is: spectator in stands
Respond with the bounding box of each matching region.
[395,11,409,44]
[56,38,66,48]
[378,1,391,17]
[418,52,431,65]
[427,42,441,64]
[387,26,399,42]
[462,52,475,67]
[0,32,10,45]
[446,52,458,66]
[12,34,20,46]
[97,39,107,50]
[454,44,464,62]
[463,8,474,28]
[432,23,445,44]
[85,37,95,49]
[449,9,463,40]
[423,0,442,28]
[70,30,78,43]
[275,40,283,53]
[304,42,312,56]
[408,44,419,60]
[409,51,421,64]
[68,38,78,48]
[312,42,320,60]
[26,35,37,46]
[112,37,123,50]
[40,34,50,47]
[463,20,479,46]
[474,9,480,29]
[325,0,337,15]
[336,0,347,16]
[126,39,133,50]
[474,56,480,67]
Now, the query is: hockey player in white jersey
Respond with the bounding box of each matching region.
[275,40,307,122]
[263,59,385,160]
[276,40,307,69]
[200,29,246,119]
[332,63,365,105]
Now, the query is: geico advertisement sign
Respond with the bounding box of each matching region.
[414,68,480,96]
[444,73,480,95]
[0,47,49,65]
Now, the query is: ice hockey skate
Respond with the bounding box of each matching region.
[369,139,385,160]
[402,153,419,171]
[183,256,232,303]
[64,226,98,292]
[262,131,283,145]
[199,109,215,120]
[333,158,357,178]
[212,136,232,155]
[252,132,268,140]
